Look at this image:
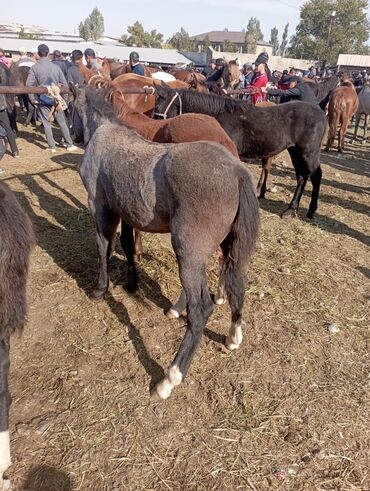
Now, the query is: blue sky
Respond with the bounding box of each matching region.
[6,0,370,41]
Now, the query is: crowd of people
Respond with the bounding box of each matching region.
[0,43,369,169]
[0,44,144,166]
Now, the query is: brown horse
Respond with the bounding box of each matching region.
[79,59,111,83]
[89,73,189,116]
[171,70,208,93]
[107,85,238,156]
[107,60,157,79]
[325,81,359,153]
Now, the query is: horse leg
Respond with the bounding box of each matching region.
[214,256,227,305]
[134,229,143,262]
[363,114,368,142]
[152,244,214,399]
[307,165,322,219]
[352,112,361,142]
[282,148,309,219]
[338,116,349,153]
[166,289,187,319]
[0,340,11,491]
[120,223,139,293]
[257,157,272,199]
[91,202,120,300]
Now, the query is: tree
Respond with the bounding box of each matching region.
[245,17,264,53]
[79,7,104,41]
[121,21,163,48]
[18,27,37,40]
[289,0,369,65]
[269,27,280,55]
[279,22,289,57]
[166,28,196,51]
[223,40,239,53]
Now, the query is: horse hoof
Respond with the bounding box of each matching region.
[280,208,296,220]
[166,308,180,320]
[90,289,106,301]
[258,193,265,200]
[225,337,240,351]
[134,254,142,263]
[214,297,227,306]
[150,381,172,400]
[306,211,315,219]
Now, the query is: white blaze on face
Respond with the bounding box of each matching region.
[226,319,245,351]
[154,365,183,400]
[0,431,11,482]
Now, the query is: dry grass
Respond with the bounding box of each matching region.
[1,120,369,491]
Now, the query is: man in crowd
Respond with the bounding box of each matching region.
[0,49,11,68]
[129,51,144,76]
[17,47,35,68]
[51,50,71,78]
[201,59,216,79]
[0,89,19,158]
[67,49,85,86]
[84,48,102,70]
[241,62,254,87]
[262,75,317,103]
[247,52,269,104]
[26,43,77,153]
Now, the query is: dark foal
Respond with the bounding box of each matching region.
[70,85,259,399]
[154,85,328,219]
[0,182,34,490]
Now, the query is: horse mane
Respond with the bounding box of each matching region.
[83,86,119,124]
[177,88,248,116]
[341,80,355,89]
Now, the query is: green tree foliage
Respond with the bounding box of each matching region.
[279,22,289,57]
[202,35,211,52]
[245,17,264,53]
[289,0,369,64]
[18,27,38,40]
[79,7,104,41]
[167,28,197,51]
[121,21,163,48]
[223,39,239,53]
[269,27,280,55]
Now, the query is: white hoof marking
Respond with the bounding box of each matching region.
[166,308,180,320]
[153,365,183,400]
[226,319,245,351]
[0,431,11,490]
[214,296,227,306]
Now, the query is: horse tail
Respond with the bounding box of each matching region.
[221,168,259,318]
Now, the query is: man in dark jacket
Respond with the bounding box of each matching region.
[51,50,71,78]
[0,91,19,158]
[129,51,145,76]
[67,49,85,86]
[201,59,216,79]
[26,43,77,152]
[262,75,318,104]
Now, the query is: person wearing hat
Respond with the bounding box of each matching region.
[26,43,77,153]
[261,75,317,104]
[17,47,35,68]
[201,59,216,79]
[84,48,102,70]
[204,58,225,83]
[129,51,144,76]
[245,52,269,104]
[0,49,11,69]
[52,50,71,78]
[242,62,254,87]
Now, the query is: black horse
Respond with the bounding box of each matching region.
[69,85,259,399]
[0,182,34,490]
[154,85,328,219]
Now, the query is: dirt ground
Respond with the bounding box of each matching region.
[1,119,369,491]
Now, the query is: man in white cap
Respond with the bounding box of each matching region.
[31,47,39,64]
[17,47,35,68]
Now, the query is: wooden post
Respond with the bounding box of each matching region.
[0,86,156,95]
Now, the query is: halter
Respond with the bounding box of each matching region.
[153,92,182,119]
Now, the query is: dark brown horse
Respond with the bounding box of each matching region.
[154,85,328,218]
[70,85,259,399]
[325,81,359,153]
[0,182,34,491]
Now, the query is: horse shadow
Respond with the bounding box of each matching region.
[320,148,370,179]
[14,174,224,387]
[22,464,72,491]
